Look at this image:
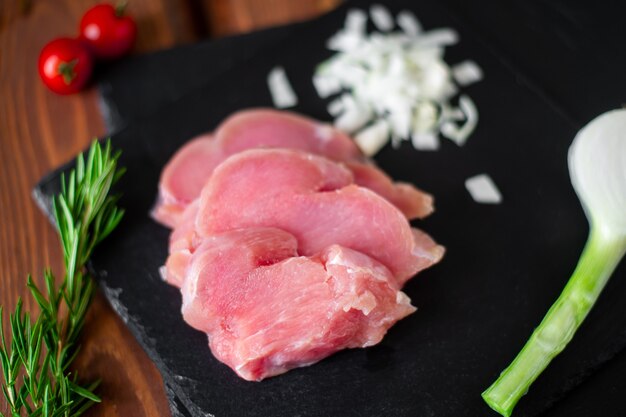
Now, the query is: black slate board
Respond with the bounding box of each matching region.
[97,23,298,133]
[34,1,626,416]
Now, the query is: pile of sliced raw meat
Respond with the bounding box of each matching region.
[152,108,444,381]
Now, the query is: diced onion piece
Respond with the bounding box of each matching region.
[421,60,451,99]
[158,266,168,282]
[313,74,342,98]
[415,28,458,48]
[440,104,465,121]
[326,9,368,52]
[411,132,440,151]
[327,31,363,52]
[440,82,458,100]
[355,120,390,156]
[327,97,345,116]
[452,60,483,86]
[440,95,478,146]
[370,4,394,32]
[334,97,372,133]
[388,108,412,139]
[397,10,422,36]
[267,66,298,109]
[345,8,368,33]
[413,101,439,133]
[465,174,502,204]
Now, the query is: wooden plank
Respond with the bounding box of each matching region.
[202,0,341,37]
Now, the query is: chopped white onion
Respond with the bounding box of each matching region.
[440,95,478,146]
[465,174,502,204]
[315,7,482,155]
[413,101,438,133]
[411,132,440,151]
[326,31,362,52]
[355,120,390,156]
[440,80,459,99]
[396,10,422,36]
[391,135,403,149]
[420,60,451,99]
[345,9,368,33]
[313,74,342,98]
[440,104,465,121]
[370,4,394,32]
[327,9,368,52]
[452,60,483,86]
[327,97,345,116]
[267,66,297,109]
[387,108,411,139]
[414,28,458,48]
[334,97,372,133]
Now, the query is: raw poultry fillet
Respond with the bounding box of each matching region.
[196,148,441,285]
[152,108,433,227]
[153,109,444,381]
[181,228,416,381]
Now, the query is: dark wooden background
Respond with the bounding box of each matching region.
[0,1,339,415]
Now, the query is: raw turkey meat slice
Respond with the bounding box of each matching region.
[196,149,444,285]
[152,134,218,227]
[181,227,416,381]
[346,161,433,219]
[152,109,359,227]
[160,149,353,287]
[160,200,200,287]
[152,108,432,227]
[216,108,362,161]
[160,159,434,287]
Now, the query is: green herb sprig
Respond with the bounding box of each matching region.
[482,110,626,415]
[0,140,124,416]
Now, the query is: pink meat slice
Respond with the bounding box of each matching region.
[181,227,416,381]
[196,149,444,285]
[160,200,200,287]
[152,109,432,227]
[216,108,362,161]
[162,150,443,288]
[152,134,220,227]
[346,161,434,219]
[160,164,435,287]
[152,109,360,227]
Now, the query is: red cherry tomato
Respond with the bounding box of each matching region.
[38,38,94,95]
[79,3,137,60]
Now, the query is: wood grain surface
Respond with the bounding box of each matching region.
[0,0,339,415]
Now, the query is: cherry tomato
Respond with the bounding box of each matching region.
[38,38,94,95]
[79,3,137,60]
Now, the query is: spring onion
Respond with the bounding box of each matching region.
[482,109,626,416]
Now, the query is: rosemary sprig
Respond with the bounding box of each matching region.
[0,140,125,417]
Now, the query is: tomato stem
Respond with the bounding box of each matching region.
[57,59,78,85]
[115,1,128,17]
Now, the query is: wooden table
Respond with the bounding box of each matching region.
[0,1,339,415]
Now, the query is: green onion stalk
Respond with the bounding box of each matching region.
[482,110,626,416]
